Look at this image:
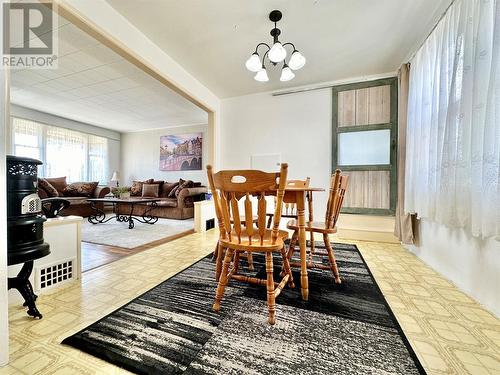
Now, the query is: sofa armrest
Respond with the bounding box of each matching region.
[177,187,207,208]
[93,186,110,198]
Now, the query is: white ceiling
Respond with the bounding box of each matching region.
[107,0,453,98]
[11,16,207,133]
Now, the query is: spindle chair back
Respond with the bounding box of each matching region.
[207,164,294,325]
[266,177,310,228]
[286,169,349,284]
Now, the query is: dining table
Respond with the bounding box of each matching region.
[280,185,324,301]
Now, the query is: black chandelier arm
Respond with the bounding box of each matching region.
[261,50,270,67]
[282,42,297,51]
[254,42,271,54]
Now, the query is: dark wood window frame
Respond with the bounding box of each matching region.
[332,77,398,215]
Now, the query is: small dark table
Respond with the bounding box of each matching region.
[87,197,160,229]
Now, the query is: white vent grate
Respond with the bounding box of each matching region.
[21,193,42,214]
[36,259,75,291]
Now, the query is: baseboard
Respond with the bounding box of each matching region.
[280,214,400,243]
[336,228,399,243]
[336,214,399,243]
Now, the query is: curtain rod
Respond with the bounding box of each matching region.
[271,84,336,96]
[407,0,457,62]
[271,72,396,97]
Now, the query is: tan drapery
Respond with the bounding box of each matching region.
[394,63,417,244]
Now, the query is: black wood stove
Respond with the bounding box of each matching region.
[7,155,50,319]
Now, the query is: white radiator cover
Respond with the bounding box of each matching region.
[8,216,82,305]
[35,258,75,291]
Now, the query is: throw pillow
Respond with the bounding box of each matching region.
[152,180,164,186]
[63,182,98,197]
[150,180,164,193]
[173,179,194,198]
[142,183,159,198]
[161,182,178,197]
[38,178,59,197]
[44,177,67,195]
[130,179,153,196]
[167,181,181,198]
[37,187,48,199]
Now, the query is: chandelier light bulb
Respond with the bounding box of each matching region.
[254,67,269,82]
[268,42,287,63]
[245,53,261,72]
[280,64,295,82]
[288,50,306,70]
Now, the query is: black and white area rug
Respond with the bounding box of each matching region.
[62,242,425,375]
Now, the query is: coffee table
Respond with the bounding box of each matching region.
[87,197,160,229]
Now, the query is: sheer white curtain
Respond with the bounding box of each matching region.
[11,117,109,184]
[405,0,499,239]
[88,135,108,184]
[45,126,88,182]
[11,117,43,161]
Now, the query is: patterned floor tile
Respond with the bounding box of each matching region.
[1,230,499,374]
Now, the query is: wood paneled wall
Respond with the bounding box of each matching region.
[342,170,390,209]
[338,85,391,127]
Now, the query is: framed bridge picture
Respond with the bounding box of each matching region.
[159,133,202,171]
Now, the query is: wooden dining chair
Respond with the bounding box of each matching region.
[212,215,258,274]
[266,178,310,228]
[207,164,294,325]
[286,169,348,284]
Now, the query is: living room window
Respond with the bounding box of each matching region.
[12,117,43,160]
[11,117,109,183]
[332,77,398,215]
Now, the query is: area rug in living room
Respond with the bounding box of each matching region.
[81,218,194,249]
[62,242,425,374]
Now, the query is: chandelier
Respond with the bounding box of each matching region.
[245,10,306,82]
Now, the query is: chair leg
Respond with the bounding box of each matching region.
[323,234,341,284]
[280,246,295,289]
[212,241,218,261]
[265,252,276,325]
[246,251,255,271]
[233,251,241,274]
[281,230,298,277]
[308,231,315,266]
[287,230,299,262]
[215,242,225,281]
[213,248,234,312]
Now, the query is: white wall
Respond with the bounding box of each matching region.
[121,124,209,185]
[0,57,9,368]
[407,220,500,317]
[0,0,10,361]
[221,89,332,214]
[10,105,121,183]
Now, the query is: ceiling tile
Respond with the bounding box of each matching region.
[11,13,207,132]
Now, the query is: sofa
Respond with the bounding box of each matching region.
[37,177,110,217]
[116,178,207,220]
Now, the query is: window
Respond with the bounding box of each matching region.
[11,117,109,183]
[88,136,108,184]
[332,78,398,215]
[12,117,43,160]
[45,126,88,182]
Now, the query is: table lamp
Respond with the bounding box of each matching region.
[110,171,119,187]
